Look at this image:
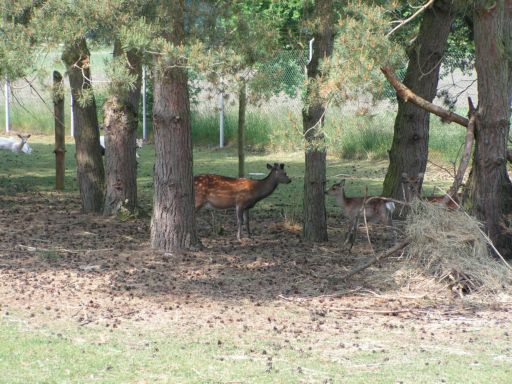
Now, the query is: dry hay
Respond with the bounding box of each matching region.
[401,200,512,296]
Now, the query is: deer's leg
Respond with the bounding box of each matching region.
[344,216,359,250]
[236,206,244,241]
[383,208,396,243]
[244,210,251,238]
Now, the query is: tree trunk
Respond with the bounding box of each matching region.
[53,70,65,191]
[383,1,456,199]
[466,0,512,258]
[506,1,512,105]
[103,41,142,216]
[62,38,105,213]
[238,80,247,178]
[302,0,333,242]
[150,0,200,251]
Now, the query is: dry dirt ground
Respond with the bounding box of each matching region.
[0,192,511,353]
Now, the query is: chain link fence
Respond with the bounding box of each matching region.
[0,47,480,160]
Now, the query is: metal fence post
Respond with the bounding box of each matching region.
[4,78,10,133]
[70,92,74,137]
[142,65,147,140]
[219,91,224,148]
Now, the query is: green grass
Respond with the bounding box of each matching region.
[1,136,510,383]
[1,311,511,384]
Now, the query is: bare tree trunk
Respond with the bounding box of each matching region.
[238,80,247,178]
[383,1,456,199]
[53,70,65,191]
[302,0,333,243]
[466,0,512,258]
[150,0,200,251]
[62,38,104,213]
[506,1,512,105]
[103,40,142,216]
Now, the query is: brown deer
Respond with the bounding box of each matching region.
[401,172,460,210]
[325,180,396,246]
[194,163,292,241]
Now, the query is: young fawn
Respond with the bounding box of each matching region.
[401,172,460,210]
[325,180,395,231]
[194,163,292,241]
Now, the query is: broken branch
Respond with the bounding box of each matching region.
[380,66,469,127]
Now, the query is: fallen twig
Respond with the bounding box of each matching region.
[329,306,414,315]
[80,310,139,326]
[339,240,410,281]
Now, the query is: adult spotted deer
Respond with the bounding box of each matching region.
[401,172,460,210]
[325,180,395,246]
[194,163,292,241]
[0,134,32,154]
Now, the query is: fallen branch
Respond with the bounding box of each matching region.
[340,240,410,281]
[444,97,476,203]
[380,66,469,127]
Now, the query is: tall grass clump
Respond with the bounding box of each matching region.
[191,108,304,151]
[2,103,56,134]
[191,109,235,146]
[428,117,467,163]
[328,115,394,160]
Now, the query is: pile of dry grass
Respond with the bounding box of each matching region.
[401,200,512,296]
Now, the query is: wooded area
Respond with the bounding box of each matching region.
[2,2,512,382]
[1,0,511,255]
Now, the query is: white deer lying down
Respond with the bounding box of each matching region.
[99,136,144,158]
[0,134,32,154]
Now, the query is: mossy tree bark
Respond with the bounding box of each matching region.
[466,0,512,258]
[383,1,456,199]
[62,38,105,213]
[53,70,65,191]
[150,0,200,252]
[103,40,142,216]
[302,0,334,243]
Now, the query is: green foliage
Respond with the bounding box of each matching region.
[105,56,139,98]
[324,1,406,105]
[250,50,307,99]
[442,16,475,76]
[0,2,37,79]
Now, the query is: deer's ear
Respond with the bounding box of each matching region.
[340,179,346,186]
[26,134,31,139]
[267,163,273,170]
[17,134,22,139]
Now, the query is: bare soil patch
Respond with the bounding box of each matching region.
[0,192,510,336]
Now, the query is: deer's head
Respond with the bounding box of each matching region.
[401,172,423,202]
[325,180,346,196]
[17,134,32,154]
[267,163,291,184]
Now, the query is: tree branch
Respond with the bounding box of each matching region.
[445,97,476,202]
[386,0,436,37]
[380,66,469,127]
